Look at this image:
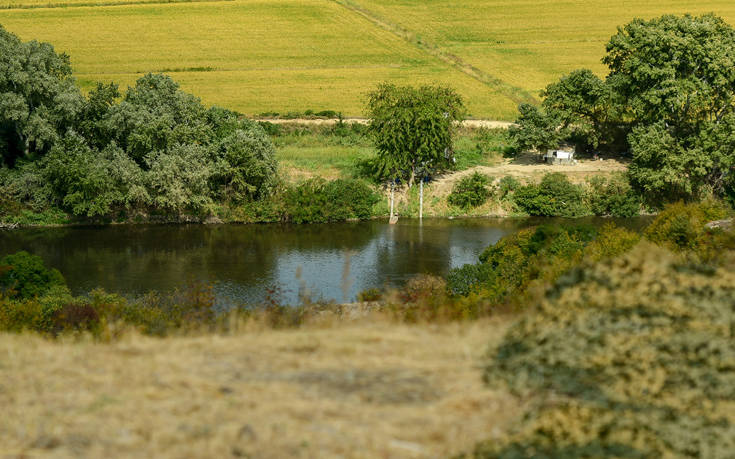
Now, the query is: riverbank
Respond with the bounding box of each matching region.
[0,156,630,228]
[0,317,519,458]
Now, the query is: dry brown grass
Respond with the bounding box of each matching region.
[0,316,519,458]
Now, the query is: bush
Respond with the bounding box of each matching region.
[210,122,278,203]
[145,144,214,214]
[644,200,732,252]
[446,263,494,297]
[357,288,382,302]
[514,172,589,217]
[449,223,639,309]
[497,176,520,199]
[283,178,379,223]
[0,251,66,299]
[448,172,494,209]
[586,174,641,217]
[475,244,735,458]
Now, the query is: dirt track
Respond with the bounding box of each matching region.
[254,118,514,129]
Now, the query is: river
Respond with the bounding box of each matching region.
[0,217,650,305]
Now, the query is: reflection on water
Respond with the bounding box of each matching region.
[0,217,650,305]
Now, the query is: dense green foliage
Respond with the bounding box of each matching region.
[475,243,735,458]
[0,24,83,167]
[0,251,66,299]
[513,173,589,217]
[644,200,732,254]
[0,27,278,221]
[446,223,639,304]
[366,83,465,185]
[239,178,380,224]
[510,14,735,205]
[508,103,565,154]
[586,175,641,217]
[448,172,494,209]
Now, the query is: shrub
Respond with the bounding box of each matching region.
[357,288,382,302]
[283,178,379,223]
[475,244,735,458]
[210,123,278,203]
[388,275,462,322]
[586,174,641,217]
[0,251,66,299]
[644,200,731,250]
[145,143,214,214]
[446,263,494,297]
[514,173,589,217]
[497,176,520,199]
[51,302,101,335]
[448,172,494,208]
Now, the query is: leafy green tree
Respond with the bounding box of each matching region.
[210,122,278,203]
[542,69,623,152]
[605,14,735,135]
[508,103,565,154]
[42,133,148,217]
[106,73,212,165]
[0,24,84,166]
[627,122,712,201]
[366,83,465,186]
[78,82,121,150]
[145,144,214,214]
[509,14,735,204]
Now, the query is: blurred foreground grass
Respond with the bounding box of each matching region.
[0,317,518,458]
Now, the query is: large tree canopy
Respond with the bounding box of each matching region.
[366,83,465,186]
[510,14,735,204]
[0,24,84,166]
[605,14,735,134]
[0,27,278,218]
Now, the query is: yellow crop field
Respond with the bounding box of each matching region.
[2,0,735,119]
[0,0,517,118]
[345,0,735,104]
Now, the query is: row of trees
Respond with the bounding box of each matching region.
[0,25,277,218]
[510,13,735,205]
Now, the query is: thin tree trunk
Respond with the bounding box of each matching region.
[419,180,424,221]
[389,182,397,224]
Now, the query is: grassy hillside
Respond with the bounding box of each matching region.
[2,0,735,119]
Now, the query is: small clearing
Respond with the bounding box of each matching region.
[432,153,628,197]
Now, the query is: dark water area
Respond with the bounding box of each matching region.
[0,217,651,305]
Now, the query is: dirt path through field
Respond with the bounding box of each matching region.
[254,117,514,129]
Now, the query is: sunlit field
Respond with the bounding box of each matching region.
[0,0,515,118]
[2,0,735,117]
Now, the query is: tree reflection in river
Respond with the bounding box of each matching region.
[0,217,650,305]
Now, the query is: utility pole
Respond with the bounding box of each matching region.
[389,179,398,224]
[419,179,423,222]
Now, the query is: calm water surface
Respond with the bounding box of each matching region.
[0,217,650,305]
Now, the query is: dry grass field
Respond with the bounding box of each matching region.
[3,0,735,118]
[0,317,519,458]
